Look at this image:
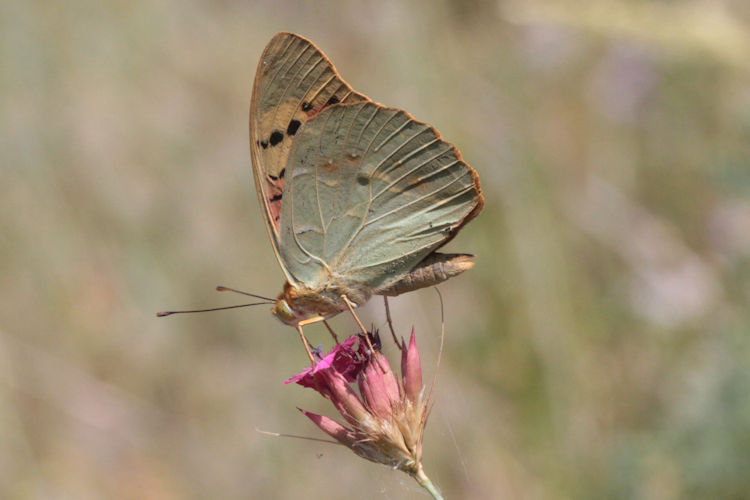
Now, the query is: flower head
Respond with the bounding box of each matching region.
[285,330,430,475]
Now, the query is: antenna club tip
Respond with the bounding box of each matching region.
[156,311,172,317]
[216,286,228,291]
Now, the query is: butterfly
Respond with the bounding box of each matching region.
[250,32,483,327]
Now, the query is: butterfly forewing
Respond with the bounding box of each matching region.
[279,101,482,291]
[249,32,369,283]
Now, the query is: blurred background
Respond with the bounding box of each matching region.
[2,0,749,498]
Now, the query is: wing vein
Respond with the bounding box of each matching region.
[374,119,412,152]
[363,173,471,227]
[331,107,399,259]
[308,74,337,103]
[259,36,296,96]
[371,147,454,201]
[268,43,314,139]
[371,127,431,177]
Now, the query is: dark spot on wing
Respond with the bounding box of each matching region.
[269,130,283,146]
[279,168,286,179]
[357,174,369,186]
[270,193,282,202]
[301,101,313,112]
[268,174,278,181]
[260,140,268,149]
[326,95,340,106]
[287,119,301,136]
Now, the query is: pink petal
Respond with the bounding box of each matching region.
[284,366,313,386]
[373,351,402,405]
[312,336,358,374]
[359,358,392,419]
[285,336,359,387]
[319,368,370,425]
[298,409,356,447]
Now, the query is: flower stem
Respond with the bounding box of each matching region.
[413,467,444,500]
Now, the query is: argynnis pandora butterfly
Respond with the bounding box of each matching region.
[250,33,483,326]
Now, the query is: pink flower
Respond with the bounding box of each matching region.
[285,330,429,474]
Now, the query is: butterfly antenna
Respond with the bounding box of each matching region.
[156,301,271,317]
[216,286,275,302]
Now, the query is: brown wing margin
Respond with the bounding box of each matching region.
[248,32,370,277]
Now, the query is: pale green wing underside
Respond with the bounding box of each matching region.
[278,101,481,290]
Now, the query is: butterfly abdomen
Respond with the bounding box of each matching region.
[375,253,475,297]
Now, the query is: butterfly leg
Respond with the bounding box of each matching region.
[295,325,316,366]
[383,296,402,350]
[341,294,376,354]
[296,316,329,365]
[297,315,340,345]
[322,320,340,344]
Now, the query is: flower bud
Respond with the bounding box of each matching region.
[401,328,423,404]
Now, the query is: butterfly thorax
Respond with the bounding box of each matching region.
[272,280,372,326]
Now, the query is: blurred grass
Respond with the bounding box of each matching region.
[1,0,750,498]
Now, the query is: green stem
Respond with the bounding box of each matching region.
[413,466,444,500]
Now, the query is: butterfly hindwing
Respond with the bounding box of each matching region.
[278,101,483,291]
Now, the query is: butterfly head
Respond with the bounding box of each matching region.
[272,295,305,325]
[271,282,321,326]
[271,282,346,326]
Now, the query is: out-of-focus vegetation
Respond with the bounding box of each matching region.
[2,1,749,498]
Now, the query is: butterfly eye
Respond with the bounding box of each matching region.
[272,298,298,325]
